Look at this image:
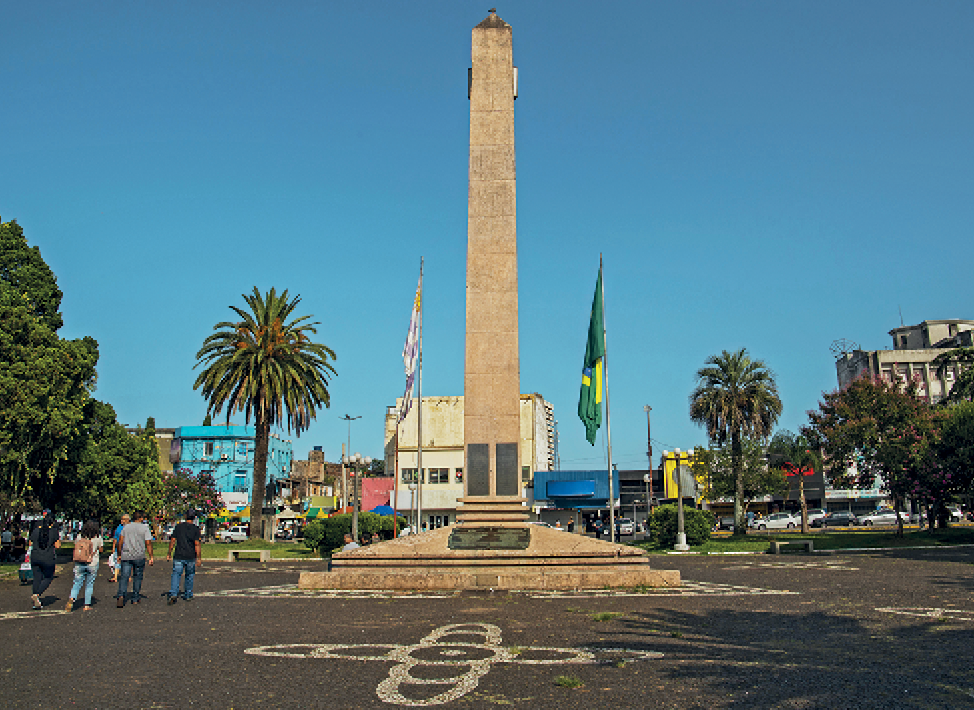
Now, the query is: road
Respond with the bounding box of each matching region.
[2,545,972,708]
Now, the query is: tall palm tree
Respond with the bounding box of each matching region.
[194,287,336,540]
[690,348,782,533]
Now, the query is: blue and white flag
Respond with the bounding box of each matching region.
[398,277,422,423]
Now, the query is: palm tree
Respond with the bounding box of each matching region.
[194,287,336,540]
[768,430,822,534]
[690,348,782,533]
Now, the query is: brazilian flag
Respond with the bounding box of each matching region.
[578,269,605,445]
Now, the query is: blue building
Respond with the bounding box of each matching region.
[532,469,620,528]
[171,426,293,504]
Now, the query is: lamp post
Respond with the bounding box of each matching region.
[340,414,361,510]
[342,452,371,540]
[665,449,689,551]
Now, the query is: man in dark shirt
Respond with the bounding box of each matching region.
[166,509,202,604]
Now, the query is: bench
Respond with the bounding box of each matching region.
[228,549,271,562]
[769,539,814,554]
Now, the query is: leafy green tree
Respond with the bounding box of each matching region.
[690,348,782,533]
[0,219,64,331]
[692,437,789,521]
[194,287,337,540]
[806,376,938,534]
[0,256,98,507]
[932,347,974,404]
[768,430,823,533]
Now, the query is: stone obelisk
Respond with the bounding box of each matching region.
[460,9,527,525]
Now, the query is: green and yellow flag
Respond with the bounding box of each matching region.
[578,268,605,445]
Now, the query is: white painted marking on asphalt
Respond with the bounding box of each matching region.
[876,607,974,622]
[245,622,662,706]
[0,609,70,620]
[199,580,797,599]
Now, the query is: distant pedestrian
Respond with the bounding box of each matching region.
[29,510,61,609]
[110,514,130,583]
[371,532,381,544]
[67,520,103,612]
[116,511,154,607]
[341,533,360,551]
[567,519,575,533]
[555,520,562,530]
[167,509,201,605]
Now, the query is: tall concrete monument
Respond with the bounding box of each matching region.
[298,11,679,590]
[460,10,527,525]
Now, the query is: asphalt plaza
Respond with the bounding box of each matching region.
[1,546,972,709]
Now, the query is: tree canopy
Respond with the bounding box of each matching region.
[690,348,782,532]
[194,286,337,539]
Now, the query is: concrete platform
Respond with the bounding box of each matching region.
[298,524,680,591]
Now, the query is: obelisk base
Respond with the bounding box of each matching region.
[298,524,680,591]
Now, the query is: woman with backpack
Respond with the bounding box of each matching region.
[29,510,61,609]
[67,520,103,612]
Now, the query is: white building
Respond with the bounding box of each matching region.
[835,319,974,403]
[383,394,554,530]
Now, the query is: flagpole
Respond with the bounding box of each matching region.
[600,254,616,541]
[416,256,424,533]
[392,422,399,538]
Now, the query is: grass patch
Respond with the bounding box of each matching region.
[590,611,622,622]
[554,675,584,689]
[628,526,974,554]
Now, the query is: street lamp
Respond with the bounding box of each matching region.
[665,449,689,551]
[643,472,652,530]
[340,414,361,510]
[341,452,372,540]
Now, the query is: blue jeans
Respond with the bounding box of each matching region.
[70,562,98,605]
[117,559,145,601]
[169,559,196,599]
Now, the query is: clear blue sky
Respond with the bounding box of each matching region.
[3,1,972,471]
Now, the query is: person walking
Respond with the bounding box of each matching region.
[116,511,153,607]
[66,520,103,612]
[166,509,201,605]
[29,510,61,609]
[109,514,130,583]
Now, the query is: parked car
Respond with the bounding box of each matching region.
[717,516,736,531]
[805,509,828,525]
[754,512,799,530]
[275,527,294,540]
[218,525,249,543]
[859,509,908,526]
[946,506,964,522]
[818,511,858,527]
[616,518,634,536]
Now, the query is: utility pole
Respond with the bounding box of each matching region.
[643,405,654,516]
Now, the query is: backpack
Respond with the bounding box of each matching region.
[73,537,93,563]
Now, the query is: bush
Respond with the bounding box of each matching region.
[648,505,714,547]
[302,513,408,555]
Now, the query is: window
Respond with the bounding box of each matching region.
[455,468,463,483]
[428,468,449,484]
[205,442,214,456]
[401,468,419,484]
[899,335,908,349]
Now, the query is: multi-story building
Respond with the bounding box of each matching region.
[382,393,554,530]
[835,319,974,403]
[171,425,293,510]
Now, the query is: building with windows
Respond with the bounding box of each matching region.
[171,426,293,509]
[382,393,554,530]
[835,319,974,403]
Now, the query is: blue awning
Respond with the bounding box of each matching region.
[547,480,596,498]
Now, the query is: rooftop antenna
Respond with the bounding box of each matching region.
[829,339,861,360]
[899,305,904,326]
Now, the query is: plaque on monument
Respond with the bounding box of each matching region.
[467,443,490,496]
[448,526,531,551]
[495,442,519,496]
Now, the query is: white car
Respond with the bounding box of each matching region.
[218,525,249,543]
[616,518,634,536]
[754,512,799,530]
[805,509,828,525]
[859,509,908,526]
